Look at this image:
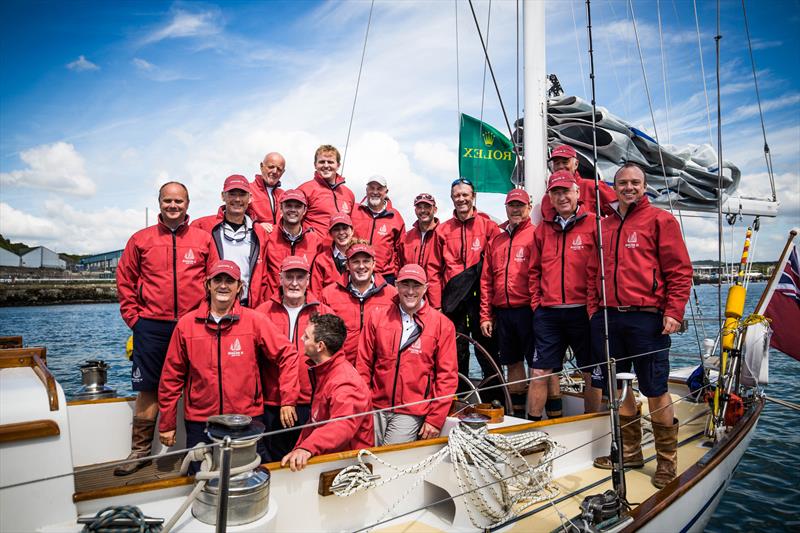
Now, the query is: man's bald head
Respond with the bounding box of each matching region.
[260,152,286,187]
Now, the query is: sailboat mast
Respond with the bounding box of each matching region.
[523,0,547,224]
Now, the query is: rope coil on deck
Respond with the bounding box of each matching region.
[331,421,560,529]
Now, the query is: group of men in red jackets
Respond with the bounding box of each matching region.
[116,142,691,488]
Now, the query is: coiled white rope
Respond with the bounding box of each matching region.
[332,422,561,529]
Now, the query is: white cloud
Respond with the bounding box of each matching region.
[413,142,459,176]
[66,55,99,71]
[0,142,96,196]
[0,203,60,241]
[132,58,154,71]
[131,57,193,82]
[142,9,221,44]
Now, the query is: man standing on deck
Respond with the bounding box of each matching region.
[262,189,323,299]
[541,144,615,218]
[115,181,215,475]
[320,241,397,365]
[350,175,406,285]
[529,171,602,420]
[479,189,536,417]
[298,145,355,236]
[193,174,269,308]
[587,162,692,489]
[399,193,440,305]
[427,178,499,381]
[249,152,286,228]
[357,264,458,445]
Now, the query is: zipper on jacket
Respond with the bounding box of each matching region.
[460,222,467,269]
[171,231,178,319]
[216,326,224,414]
[424,374,431,398]
[612,217,627,305]
[503,228,515,306]
[417,231,427,264]
[391,316,424,407]
[268,188,277,224]
[651,268,658,294]
[359,299,366,329]
[369,217,377,244]
[560,232,567,304]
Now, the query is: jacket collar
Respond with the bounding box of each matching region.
[412,217,439,233]
[255,174,281,190]
[313,171,346,189]
[157,214,191,234]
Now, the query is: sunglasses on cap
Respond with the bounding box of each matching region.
[450,177,474,188]
[415,193,434,202]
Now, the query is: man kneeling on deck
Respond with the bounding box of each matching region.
[357,264,458,446]
[282,314,374,472]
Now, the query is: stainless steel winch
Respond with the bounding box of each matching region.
[73,360,116,400]
[191,414,271,526]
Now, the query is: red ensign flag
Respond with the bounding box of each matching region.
[764,245,800,362]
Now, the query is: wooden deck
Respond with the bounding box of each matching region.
[74,452,184,494]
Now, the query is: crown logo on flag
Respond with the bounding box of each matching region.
[482,131,495,146]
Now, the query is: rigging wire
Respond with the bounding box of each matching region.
[741,0,777,202]
[715,0,724,329]
[693,0,715,146]
[478,0,493,129]
[570,0,589,100]
[455,0,462,135]
[340,0,375,176]
[656,0,673,144]
[516,0,520,123]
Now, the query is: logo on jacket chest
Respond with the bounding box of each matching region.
[341,201,351,213]
[228,338,243,357]
[513,248,527,263]
[471,237,482,252]
[409,338,423,354]
[625,231,639,249]
[377,224,388,237]
[182,248,197,265]
[571,235,585,251]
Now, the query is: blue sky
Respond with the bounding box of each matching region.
[1,0,798,262]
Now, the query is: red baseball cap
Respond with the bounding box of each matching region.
[223,174,251,193]
[413,193,436,206]
[396,263,427,284]
[280,255,310,273]
[548,145,577,160]
[207,260,241,281]
[346,242,375,259]
[547,170,579,191]
[505,188,531,205]
[328,212,353,232]
[280,189,307,206]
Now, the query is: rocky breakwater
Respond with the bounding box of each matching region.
[0,280,118,306]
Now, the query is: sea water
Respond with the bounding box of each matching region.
[0,282,797,531]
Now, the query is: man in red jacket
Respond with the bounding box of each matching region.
[158,260,299,471]
[263,189,323,299]
[399,193,440,304]
[320,241,397,365]
[193,174,269,307]
[428,178,499,380]
[282,313,374,472]
[115,181,216,475]
[357,264,458,445]
[310,213,354,296]
[351,175,406,285]
[249,151,285,227]
[587,163,692,489]
[529,171,602,421]
[541,144,615,218]
[297,145,355,235]
[479,189,535,415]
[256,255,332,460]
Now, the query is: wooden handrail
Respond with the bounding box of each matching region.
[0,336,23,349]
[0,419,60,443]
[0,347,59,411]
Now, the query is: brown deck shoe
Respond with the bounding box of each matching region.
[114,416,156,476]
[593,412,645,469]
[651,418,679,488]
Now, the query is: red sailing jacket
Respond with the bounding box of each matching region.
[158,302,299,432]
[248,175,284,225]
[116,215,215,328]
[479,217,536,322]
[540,173,616,219]
[529,208,597,311]
[427,210,499,309]
[586,196,693,321]
[350,203,406,277]
[297,172,355,236]
[398,219,441,307]
[263,225,323,300]
[255,292,332,405]
[192,207,269,308]
[295,351,374,456]
[309,247,347,297]
[320,273,398,366]
[356,299,458,431]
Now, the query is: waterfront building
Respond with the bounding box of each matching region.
[20,247,66,269]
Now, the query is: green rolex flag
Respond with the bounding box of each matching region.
[458,113,515,194]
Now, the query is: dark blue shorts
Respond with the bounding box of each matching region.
[532,306,593,371]
[495,306,535,366]
[262,404,311,462]
[184,419,270,475]
[589,310,670,397]
[131,318,176,392]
